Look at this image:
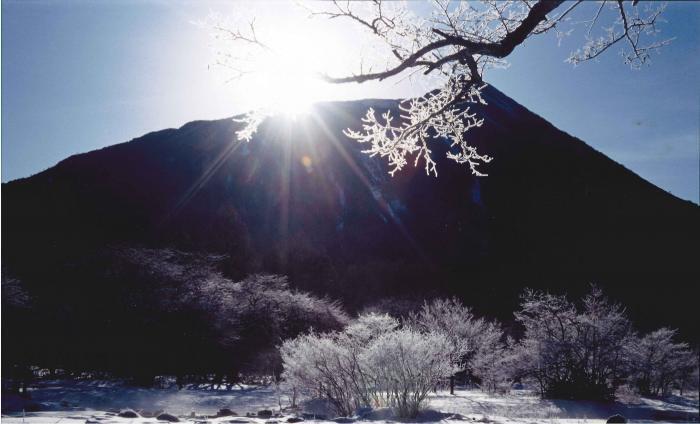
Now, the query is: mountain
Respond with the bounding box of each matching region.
[2,85,698,345]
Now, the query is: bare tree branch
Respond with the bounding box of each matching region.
[213,0,671,177]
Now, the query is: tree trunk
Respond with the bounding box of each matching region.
[450,375,455,395]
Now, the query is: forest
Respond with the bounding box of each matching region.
[3,247,697,418]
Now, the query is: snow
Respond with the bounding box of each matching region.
[3,380,281,417]
[0,410,610,424]
[431,389,699,422]
[2,381,697,424]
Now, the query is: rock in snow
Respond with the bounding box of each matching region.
[117,409,139,418]
[157,412,180,422]
[216,408,236,417]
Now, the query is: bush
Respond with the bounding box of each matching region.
[512,287,633,400]
[280,313,455,418]
[469,325,515,393]
[125,248,350,378]
[627,328,699,396]
[406,297,513,394]
[362,328,454,417]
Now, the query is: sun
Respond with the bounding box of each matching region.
[233,23,338,119]
[247,68,321,118]
[211,5,365,119]
[210,3,372,119]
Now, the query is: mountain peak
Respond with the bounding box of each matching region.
[3,87,698,341]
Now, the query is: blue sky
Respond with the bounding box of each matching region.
[2,1,699,203]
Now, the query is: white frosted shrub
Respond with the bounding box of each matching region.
[280,332,358,417]
[361,328,455,418]
[469,324,514,393]
[280,313,455,418]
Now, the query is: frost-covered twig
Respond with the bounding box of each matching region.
[234,108,270,143]
[212,0,670,176]
[344,78,491,176]
[567,1,671,68]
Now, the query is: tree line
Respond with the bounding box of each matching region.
[2,247,349,390]
[3,247,697,414]
[281,288,698,418]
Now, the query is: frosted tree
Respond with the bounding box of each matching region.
[116,248,349,381]
[469,324,515,394]
[513,287,634,400]
[280,312,456,418]
[406,297,496,394]
[212,0,670,177]
[1,272,30,310]
[280,314,402,416]
[627,327,699,396]
[362,328,455,417]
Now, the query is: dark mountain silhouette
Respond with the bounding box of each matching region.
[2,85,698,370]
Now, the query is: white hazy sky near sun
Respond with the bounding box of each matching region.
[2,0,698,203]
[201,1,442,112]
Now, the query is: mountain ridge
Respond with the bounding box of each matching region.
[2,85,698,344]
[8,94,697,209]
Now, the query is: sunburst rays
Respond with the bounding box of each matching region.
[161,106,429,267]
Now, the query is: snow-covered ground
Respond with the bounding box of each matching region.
[2,380,698,423]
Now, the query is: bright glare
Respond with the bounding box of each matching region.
[220,15,346,119]
[246,34,329,118]
[207,2,440,121]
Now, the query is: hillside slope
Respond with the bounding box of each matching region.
[2,85,698,342]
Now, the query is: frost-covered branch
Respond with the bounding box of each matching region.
[344,78,491,176]
[213,18,269,50]
[567,1,671,68]
[213,0,670,177]
[234,108,269,142]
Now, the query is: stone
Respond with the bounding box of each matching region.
[156,412,180,422]
[117,409,140,418]
[606,414,627,423]
[258,410,273,418]
[217,408,236,417]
